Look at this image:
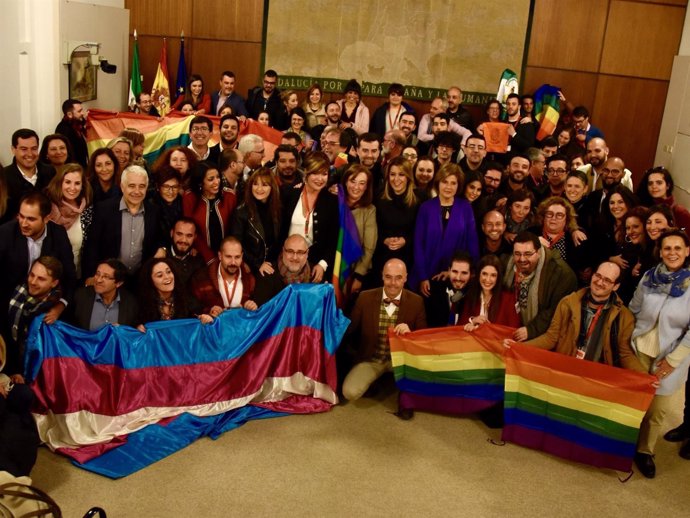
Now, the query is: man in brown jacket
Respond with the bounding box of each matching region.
[515,261,644,372]
[341,259,426,401]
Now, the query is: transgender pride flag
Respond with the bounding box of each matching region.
[25,284,348,478]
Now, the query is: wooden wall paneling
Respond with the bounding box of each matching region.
[128,35,172,92]
[630,0,687,6]
[523,66,599,112]
[527,0,609,72]
[592,75,670,181]
[191,41,263,100]
[192,0,264,41]
[600,1,685,80]
[125,0,192,37]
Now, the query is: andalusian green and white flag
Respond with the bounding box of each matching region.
[128,30,142,110]
[496,69,519,106]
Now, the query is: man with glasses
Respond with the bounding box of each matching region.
[524,147,547,194]
[502,231,577,342]
[254,234,312,306]
[572,105,604,147]
[537,154,569,201]
[71,259,138,330]
[246,69,281,122]
[187,116,218,162]
[509,261,644,373]
[459,135,487,175]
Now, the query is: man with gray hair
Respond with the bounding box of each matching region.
[84,165,164,280]
[237,134,265,181]
[417,97,471,145]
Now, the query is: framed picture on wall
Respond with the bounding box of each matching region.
[69,51,97,102]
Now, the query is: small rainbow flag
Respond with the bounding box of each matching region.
[390,324,515,414]
[502,343,656,472]
[533,84,561,141]
[331,188,362,306]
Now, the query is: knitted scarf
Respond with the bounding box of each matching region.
[49,198,86,230]
[277,253,311,284]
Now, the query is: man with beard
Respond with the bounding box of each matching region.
[159,218,206,285]
[459,134,487,175]
[537,154,569,201]
[500,154,531,194]
[502,232,577,342]
[503,93,535,155]
[425,252,473,327]
[324,101,342,129]
[191,236,257,314]
[584,156,627,220]
[219,149,245,193]
[398,112,418,147]
[254,234,312,305]
[578,137,632,191]
[320,127,350,169]
[56,99,88,167]
[272,145,302,189]
[381,129,406,169]
[246,69,281,122]
[218,114,240,152]
[480,210,511,257]
[446,86,475,131]
[524,147,547,195]
[71,258,139,330]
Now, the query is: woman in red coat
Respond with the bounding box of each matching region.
[182,162,236,264]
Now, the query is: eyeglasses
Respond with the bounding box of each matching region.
[593,271,616,287]
[264,80,276,86]
[402,152,417,159]
[513,251,536,259]
[160,184,180,192]
[191,127,210,133]
[546,168,567,175]
[544,211,566,220]
[284,248,308,257]
[94,271,115,281]
[485,176,502,184]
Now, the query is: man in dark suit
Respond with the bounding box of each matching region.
[70,259,139,330]
[341,259,426,401]
[210,71,248,118]
[426,252,473,328]
[2,129,55,219]
[83,165,163,281]
[0,192,75,321]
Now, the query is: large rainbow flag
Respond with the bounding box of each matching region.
[390,325,514,414]
[26,284,349,478]
[85,109,283,168]
[502,343,656,472]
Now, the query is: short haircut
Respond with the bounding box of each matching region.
[302,151,329,177]
[510,153,531,165]
[97,258,128,283]
[135,92,150,103]
[218,148,241,172]
[484,161,505,175]
[434,162,464,193]
[388,83,404,96]
[274,144,299,163]
[358,132,380,147]
[119,127,145,148]
[546,153,570,169]
[120,165,149,188]
[173,217,199,235]
[514,231,541,250]
[12,128,39,147]
[325,100,341,111]
[282,131,302,145]
[61,99,81,115]
[20,191,52,218]
[220,235,242,250]
[526,147,545,163]
[572,106,590,119]
[434,131,460,151]
[342,164,373,207]
[221,70,235,79]
[466,134,486,145]
[189,115,212,132]
[450,251,473,270]
[264,69,278,79]
[400,112,416,124]
[506,93,520,102]
[539,136,558,149]
[566,170,588,186]
[33,256,63,283]
[432,112,451,124]
[219,114,239,128]
[238,134,262,155]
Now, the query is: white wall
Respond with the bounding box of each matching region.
[0,0,127,167]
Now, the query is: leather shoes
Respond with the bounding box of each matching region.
[680,440,690,460]
[664,424,689,442]
[634,452,656,478]
[395,408,414,421]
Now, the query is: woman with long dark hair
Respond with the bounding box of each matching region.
[39,134,74,169]
[171,74,212,114]
[182,161,237,264]
[87,148,121,205]
[636,166,690,239]
[230,168,282,276]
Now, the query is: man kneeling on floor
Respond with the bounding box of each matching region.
[341,259,426,401]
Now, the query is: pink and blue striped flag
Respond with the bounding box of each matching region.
[26,284,349,478]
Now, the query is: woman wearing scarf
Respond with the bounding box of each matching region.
[45,163,93,279]
[631,229,690,478]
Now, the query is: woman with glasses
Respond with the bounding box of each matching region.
[183,161,237,264]
[631,229,690,478]
[401,147,418,168]
[230,168,282,276]
[636,166,690,239]
[149,165,183,238]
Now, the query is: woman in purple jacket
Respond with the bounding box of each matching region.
[411,163,479,296]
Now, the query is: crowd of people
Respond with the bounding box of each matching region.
[1,67,689,481]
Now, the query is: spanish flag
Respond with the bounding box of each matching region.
[151,38,171,116]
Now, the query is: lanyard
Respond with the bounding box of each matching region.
[222,273,239,308]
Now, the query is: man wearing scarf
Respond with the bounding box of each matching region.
[5,256,63,380]
[254,235,312,306]
[513,262,645,372]
[502,232,577,342]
